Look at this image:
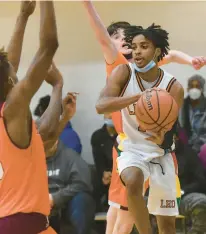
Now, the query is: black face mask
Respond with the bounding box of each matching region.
[123,53,133,60]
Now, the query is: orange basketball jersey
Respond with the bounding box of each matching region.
[106,52,129,208]
[106,52,128,133]
[0,103,50,218]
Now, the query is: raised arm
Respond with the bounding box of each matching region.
[6,1,36,73]
[82,0,118,64]
[4,1,58,117]
[43,92,77,155]
[36,62,63,142]
[160,50,206,70]
[96,64,141,114]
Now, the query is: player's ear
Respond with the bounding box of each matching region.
[156,48,161,57]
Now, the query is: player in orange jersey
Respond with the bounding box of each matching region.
[0,1,62,234]
[83,1,206,233]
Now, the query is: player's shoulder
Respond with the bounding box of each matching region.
[106,52,128,76]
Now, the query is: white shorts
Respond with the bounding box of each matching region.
[117,151,179,216]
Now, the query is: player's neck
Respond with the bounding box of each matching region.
[138,66,159,83]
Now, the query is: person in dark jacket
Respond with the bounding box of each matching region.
[180,74,206,153]
[176,134,206,234]
[91,114,117,211]
[47,140,95,234]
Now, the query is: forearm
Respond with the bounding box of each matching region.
[96,94,141,114]
[166,50,193,65]
[39,1,58,49]
[7,13,29,72]
[83,1,117,62]
[38,84,63,140]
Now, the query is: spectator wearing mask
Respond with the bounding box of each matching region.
[175,131,206,234]
[180,74,206,153]
[34,95,82,154]
[91,114,117,211]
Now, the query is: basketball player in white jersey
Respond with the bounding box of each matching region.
[96,24,184,234]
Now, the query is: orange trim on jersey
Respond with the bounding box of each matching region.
[119,64,132,97]
[166,78,176,92]
[135,69,164,92]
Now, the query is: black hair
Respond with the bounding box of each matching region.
[107,21,131,36]
[124,23,170,61]
[0,48,10,102]
[34,95,50,117]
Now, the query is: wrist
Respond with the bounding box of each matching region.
[53,82,63,89]
[61,113,72,122]
[18,12,30,21]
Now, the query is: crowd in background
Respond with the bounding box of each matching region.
[35,74,206,234]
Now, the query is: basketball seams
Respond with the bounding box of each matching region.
[140,90,162,126]
[155,89,161,122]
[136,89,178,132]
[157,95,174,127]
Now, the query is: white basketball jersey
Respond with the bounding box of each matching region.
[120,63,176,161]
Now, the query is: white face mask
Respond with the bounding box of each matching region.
[188,88,201,100]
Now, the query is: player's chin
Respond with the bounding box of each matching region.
[134,62,145,68]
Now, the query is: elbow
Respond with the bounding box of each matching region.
[96,102,105,114]
[40,35,59,54]
[96,100,110,114]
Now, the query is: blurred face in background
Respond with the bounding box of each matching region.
[104,114,117,137]
[188,79,202,100]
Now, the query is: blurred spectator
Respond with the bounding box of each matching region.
[47,140,95,234]
[60,121,82,154]
[91,114,117,211]
[175,133,206,233]
[34,95,82,154]
[199,143,206,169]
[180,74,206,153]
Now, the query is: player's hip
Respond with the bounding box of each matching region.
[0,212,49,234]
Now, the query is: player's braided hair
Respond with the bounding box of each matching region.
[124,23,170,62]
[0,47,10,102]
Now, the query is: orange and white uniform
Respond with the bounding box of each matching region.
[106,53,180,210]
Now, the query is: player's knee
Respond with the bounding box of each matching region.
[113,222,133,234]
[121,167,144,195]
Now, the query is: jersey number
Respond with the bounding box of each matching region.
[0,162,4,180]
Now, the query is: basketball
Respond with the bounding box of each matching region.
[135,88,178,133]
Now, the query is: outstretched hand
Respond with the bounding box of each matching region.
[20,1,36,17]
[192,56,206,70]
[62,92,78,120]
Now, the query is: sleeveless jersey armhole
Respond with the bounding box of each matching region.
[119,64,132,97]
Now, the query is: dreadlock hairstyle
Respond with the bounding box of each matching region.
[124,23,170,62]
[0,47,10,102]
[107,21,131,36]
